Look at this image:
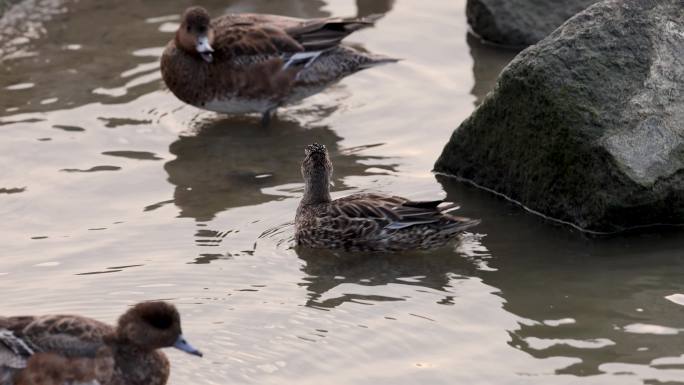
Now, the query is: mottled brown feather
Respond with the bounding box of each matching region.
[295,146,480,252]
[13,348,114,385]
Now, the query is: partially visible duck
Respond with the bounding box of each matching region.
[161,7,398,126]
[11,348,114,385]
[0,302,202,385]
[295,144,481,252]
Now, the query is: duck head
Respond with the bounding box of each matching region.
[117,301,203,357]
[301,143,333,204]
[177,7,215,63]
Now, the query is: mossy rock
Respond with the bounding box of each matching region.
[436,0,684,233]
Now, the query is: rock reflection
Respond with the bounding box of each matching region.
[296,243,482,309]
[224,0,396,18]
[165,116,396,221]
[356,0,395,17]
[436,174,684,377]
[224,0,327,17]
[467,33,519,105]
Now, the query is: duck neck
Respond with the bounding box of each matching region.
[174,30,184,49]
[301,176,331,205]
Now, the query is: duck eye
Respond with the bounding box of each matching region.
[186,25,192,33]
[143,313,173,329]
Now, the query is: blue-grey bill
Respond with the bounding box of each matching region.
[173,335,203,357]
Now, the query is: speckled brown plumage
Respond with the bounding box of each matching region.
[295,144,481,252]
[13,348,114,385]
[160,7,397,119]
[0,302,200,385]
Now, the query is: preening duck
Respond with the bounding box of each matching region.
[295,144,480,252]
[161,7,398,126]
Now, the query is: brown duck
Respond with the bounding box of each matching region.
[0,302,202,385]
[295,144,480,252]
[10,349,115,385]
[161,7,398,125]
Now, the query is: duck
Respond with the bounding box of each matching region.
[295,144,481,252]
[10,348,114,385]
[161,6,398,126]
[0,302,202,385]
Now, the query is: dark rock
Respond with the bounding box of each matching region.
[435,0,684,233]
[466,0,597,47]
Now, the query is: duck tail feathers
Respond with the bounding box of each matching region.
[359,54,401,69]
[339,13,386,31]
[438,202,461,214]
[445,218,481,232]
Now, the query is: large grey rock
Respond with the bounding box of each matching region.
[435,0,684,233]
[467,0,598,46]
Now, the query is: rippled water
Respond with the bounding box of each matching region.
[1,1,684,384]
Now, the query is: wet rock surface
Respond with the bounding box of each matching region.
[466,0,597,46]
[436,0,684,232]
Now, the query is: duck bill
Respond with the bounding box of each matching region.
[173,335,203,357]
[196,35,214,63]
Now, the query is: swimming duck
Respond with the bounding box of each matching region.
[295,144,481,252]
[10,348,114,385]
[161,7,398,126]
[0,302,202,385]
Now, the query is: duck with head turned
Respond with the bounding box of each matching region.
[161,6,398,126]
[0,301,202,385]
[295,144,481,252]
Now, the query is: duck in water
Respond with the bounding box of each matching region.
[295,144,480,252]
[161,7,398,126]
[0,302,202,385]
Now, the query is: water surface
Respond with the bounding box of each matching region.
[1,1,683,384]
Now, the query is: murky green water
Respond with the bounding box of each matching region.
[1,1,683,384]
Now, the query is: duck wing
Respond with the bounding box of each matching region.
[212,13,382,57]
[333,193,476,231]
[1,329,34,368]
[7,316,112,358]
[284,14,383,50]
[211,16,305,57]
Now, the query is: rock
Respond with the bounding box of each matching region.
[435,0,684,233]
[466,0,597,46]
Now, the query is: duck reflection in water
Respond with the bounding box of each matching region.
[356,0,395,18]
[296,241,487,309]
[163,116,396,222]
